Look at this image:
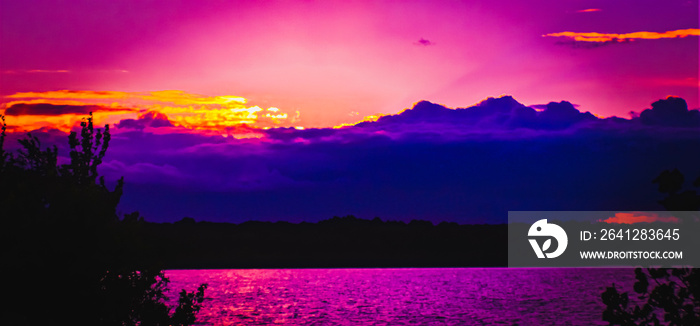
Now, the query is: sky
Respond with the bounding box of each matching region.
[1,0,699,223]
[2,0,698,128]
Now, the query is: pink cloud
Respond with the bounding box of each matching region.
[598,212,679,224]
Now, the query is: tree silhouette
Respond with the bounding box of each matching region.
[601,169,700,325]
[1,114,206,325]
[653,168,700,212]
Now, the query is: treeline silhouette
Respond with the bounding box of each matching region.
[1,114,205,326]
[135,215,507,269]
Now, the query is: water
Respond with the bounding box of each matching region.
[166,268,635,325]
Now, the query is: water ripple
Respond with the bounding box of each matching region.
[167,268,633,325]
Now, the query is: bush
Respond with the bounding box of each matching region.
[601,169,700,325]
[1,114,206,325]
[602,268,699,325]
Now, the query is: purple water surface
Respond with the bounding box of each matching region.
[166,268,634,325]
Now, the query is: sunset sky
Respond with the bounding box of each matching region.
[2,0,698,130]
[1,1,699,223]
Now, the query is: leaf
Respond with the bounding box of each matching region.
[542,239,551,251]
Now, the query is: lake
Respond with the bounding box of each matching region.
[166,268,635,325]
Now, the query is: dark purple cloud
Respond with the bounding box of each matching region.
[415,38,433,46]
[116,111,174,130]
[348,96,601,138]
[639,97,700,127]
[263,127,337,141]
[3,103,130,116]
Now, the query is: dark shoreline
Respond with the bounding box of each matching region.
[142,216,508,269]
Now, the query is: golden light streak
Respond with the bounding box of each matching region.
[27,69,71,73]
[7,90,247,106]
[2,69,71,74]
[333,114,386,129]
[543,28,700,42]
[142,90,247,105]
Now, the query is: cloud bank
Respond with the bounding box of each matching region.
[3,95,699,223]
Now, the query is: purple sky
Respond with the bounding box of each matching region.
[1,0,698,127]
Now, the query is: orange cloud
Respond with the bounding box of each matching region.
[543,28,700,42]
[2,90,292,134]
[598,212,679,224]
[576,9,601,13]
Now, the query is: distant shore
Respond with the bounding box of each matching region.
[141,216,508,269]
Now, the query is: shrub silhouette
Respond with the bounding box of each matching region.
[602,267,699,325]
[0,114,206,325]
[653,169,700,212]
[601,169,700,325]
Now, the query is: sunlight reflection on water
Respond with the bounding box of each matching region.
[167,268,634,325]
